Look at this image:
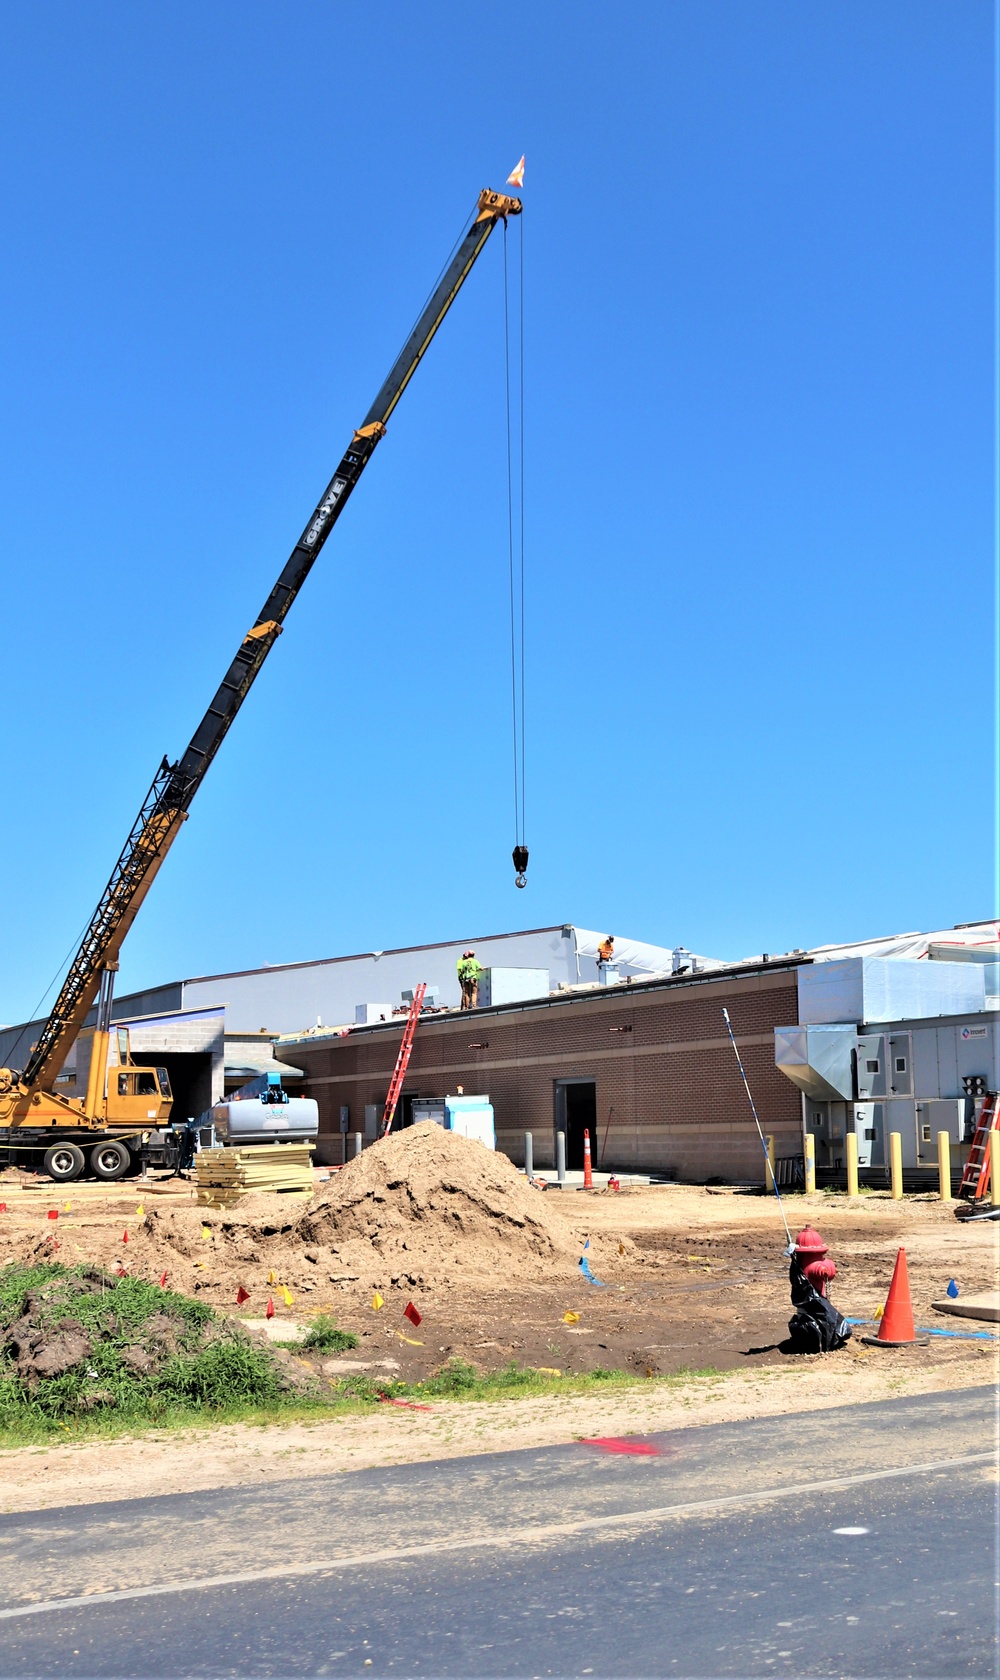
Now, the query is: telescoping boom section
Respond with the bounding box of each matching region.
[0,186,521,1148]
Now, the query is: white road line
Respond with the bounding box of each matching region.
[1,1451,992,1623]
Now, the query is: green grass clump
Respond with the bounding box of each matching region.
[0,1262,311,1443]
[300,1315,359,1354]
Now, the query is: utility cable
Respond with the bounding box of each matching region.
[2,911,99,1073]
[518,212,525,849]
[503,215,527,878]
[503,218,520,848]
[721,1007,794,1251]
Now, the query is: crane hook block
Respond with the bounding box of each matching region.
[512,844,529,889]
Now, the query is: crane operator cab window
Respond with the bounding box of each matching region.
[117,1069,170,1097]
[262,1083,287,1105]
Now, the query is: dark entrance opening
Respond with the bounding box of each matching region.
[154,1052,213,1123]
[555,1079,597,1171]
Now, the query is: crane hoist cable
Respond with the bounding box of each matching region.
[503,213,528,889]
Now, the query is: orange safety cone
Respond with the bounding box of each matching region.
[860,1248,929,1347]
[583,1128,593,1190]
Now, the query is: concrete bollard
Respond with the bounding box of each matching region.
[889,1131,903,1199]
[524,1131,533,1181]
[846,1132,859,1198]
[991,1128,1000,1209]
[556,1130,566,1186]
[804,1132,816,1195]
[764,1134,776,1193]
[352,1131,363,1158]
[937,1132,951,1202]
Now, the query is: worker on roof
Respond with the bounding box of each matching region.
[457,950,483,1011]
[597,935,615,967]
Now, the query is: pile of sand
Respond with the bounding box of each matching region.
[289,1123,580,1288]
[119,1126,624,1300]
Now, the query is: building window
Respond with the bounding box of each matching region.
[895,1057,906,1074]
[866,1060,879,1074]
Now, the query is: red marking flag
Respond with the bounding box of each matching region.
[47,1210,58,1220]
[236,1286,250,1305]
[265,1298,275,1320]
[403,1301,422,1327]
[159,1272,168,1287]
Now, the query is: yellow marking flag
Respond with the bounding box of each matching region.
[561,1311,580,1325]
[268,1269,277,1285]
[135,1204,144,1218]
[201,1226,212,1240]
[371,1291,384,1311]
[280,1285,294,1307]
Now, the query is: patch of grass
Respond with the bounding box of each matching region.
[0,1262,321,1445]
[300,1315,359,1354]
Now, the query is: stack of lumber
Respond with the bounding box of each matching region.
[196,1143,315,1206]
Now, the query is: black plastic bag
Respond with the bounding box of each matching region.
[786,1258,852,1353]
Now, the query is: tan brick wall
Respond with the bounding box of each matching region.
[286,968,802,1180]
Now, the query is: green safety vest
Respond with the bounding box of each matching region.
[457,959,482,983]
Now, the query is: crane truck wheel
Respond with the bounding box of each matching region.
[89,1140,132,1180]
[42,1143,86,1183]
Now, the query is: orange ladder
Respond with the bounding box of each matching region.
[378,983,426,1138]
[957,1091,999,1201]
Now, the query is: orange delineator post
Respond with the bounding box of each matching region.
[378,984,426,1138]
[583,1127,593,1189]
[958,1092,999,1201]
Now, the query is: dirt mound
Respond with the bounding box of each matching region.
[283,1124,579,1288]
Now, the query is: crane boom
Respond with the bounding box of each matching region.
[18,186,521,1095]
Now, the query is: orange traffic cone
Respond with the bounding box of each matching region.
[583,1128,593,1189]
[861,1248,929,1347]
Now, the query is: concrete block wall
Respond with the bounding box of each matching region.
[281,966,802,1180]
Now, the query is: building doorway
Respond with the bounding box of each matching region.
[555,1079,597,1171]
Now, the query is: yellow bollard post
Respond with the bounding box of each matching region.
[990,1128,1000,1209]
[764,1134,776,1192]
[846,1132,859,1198]
[937,1132,951,1203]
[804,1132,816,1195]
[889,1131,903,1199]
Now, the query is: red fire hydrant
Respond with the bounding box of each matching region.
[794,1224,837,1296]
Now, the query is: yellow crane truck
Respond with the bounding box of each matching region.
[0,185,521,1183]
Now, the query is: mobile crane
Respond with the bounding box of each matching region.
[0,185,522,1183]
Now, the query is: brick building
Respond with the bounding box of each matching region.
[279,960,804,1181]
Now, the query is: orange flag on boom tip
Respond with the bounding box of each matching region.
[507,155,525,188]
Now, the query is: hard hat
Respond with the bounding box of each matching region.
[462,950,474,957]
[794,1224,829,1258]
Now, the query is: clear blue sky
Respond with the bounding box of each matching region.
[0,2,991,1025]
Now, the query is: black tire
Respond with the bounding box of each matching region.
[42,1142,86,1183]
[90,1139,132,1180]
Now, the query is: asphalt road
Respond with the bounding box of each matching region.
[0,1387,996,1678]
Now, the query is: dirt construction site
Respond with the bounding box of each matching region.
[0,1125,997,1511]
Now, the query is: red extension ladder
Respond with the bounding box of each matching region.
[957,1091,999,1202]
[378,983,427,1138]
